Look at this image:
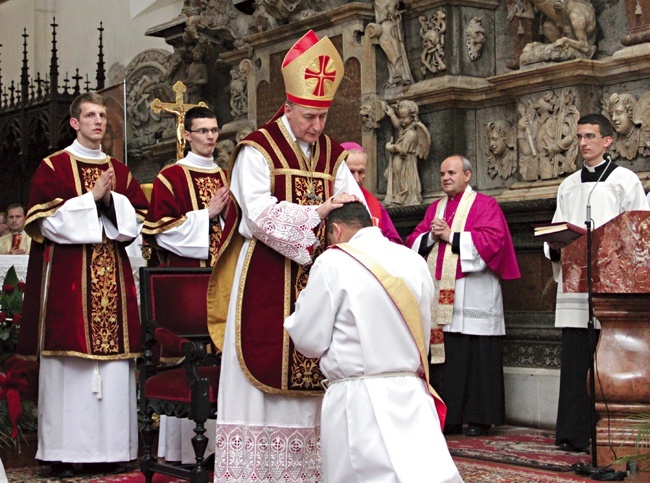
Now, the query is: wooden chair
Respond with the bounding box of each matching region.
[138,266,219,483]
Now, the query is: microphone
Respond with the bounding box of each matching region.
[585,152,612,226]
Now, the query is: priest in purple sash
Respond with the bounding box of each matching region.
[208,30,363,481]
[406,154,520,437]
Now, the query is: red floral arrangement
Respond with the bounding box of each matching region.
[0,266,37,447]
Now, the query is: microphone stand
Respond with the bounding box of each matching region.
[585,205,598,468]
[583,153,611,469]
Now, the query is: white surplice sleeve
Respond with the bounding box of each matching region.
[103,191,142,243]
[155,209,210,259]
[40,191,141,245]
[232,145,322,265]
[458,231,487,273]
[40,192,103,244]
[284,259,336,359]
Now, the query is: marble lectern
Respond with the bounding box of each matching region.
[562,210,650,468]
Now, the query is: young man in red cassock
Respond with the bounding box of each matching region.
[17,92,148,477]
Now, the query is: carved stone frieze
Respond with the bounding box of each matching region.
[519,0,597,66]
[124,49,175,144]
[485,120,517,179]
[465,16,486,61]
[516,89,579,181]
[419,11,447,76]
[367,0,414,87]
[230,59,252,118]
[633,91,650,157]
[602,92,643,161]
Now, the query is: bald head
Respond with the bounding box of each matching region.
[440,155,472,197]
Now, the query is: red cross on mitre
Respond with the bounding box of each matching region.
[304,55,336,97]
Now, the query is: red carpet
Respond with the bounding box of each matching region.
[454,459,589,482]
[7,460,589,483]
[446,426,590,472]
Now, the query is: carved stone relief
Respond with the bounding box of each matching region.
[216,138,235,169]
[485,120,517,180]
[367,0,414,87]
[601,93,642,161]
[382,100,431,207]
[519,0,597,66]
[236,122,256,143]
[230,60,251,118]
[360,96,383,132]
[124,49,174,146]
[506,0,536,69]
[465,17,486,62]
[633,91,650,157]
[517,89,580,181]
[185,39,209,104]
[419,11,447,76]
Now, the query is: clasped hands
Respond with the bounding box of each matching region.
[317,192,359,220]
[91,167,115,206]
[430,217,452,244]
[208,185,231,220]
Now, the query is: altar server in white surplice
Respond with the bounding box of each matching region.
[547,113,649,453]
[285,202,463,483]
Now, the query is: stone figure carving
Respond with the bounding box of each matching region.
[366,0,414,87]
[216,139,235,169]
[506,0,536,69]
[236,122,256,143]
[124,50,172,142]
[485,120,517,179]
[360,102,377,132]
[383,100,431,207]
[419,11,447,76]
[519,0,597,66]
[601,93,642,161]
[230,60,251,118]
[360,98,384,131]
[517,90,579,180]
[633,91,650,156]
[185,40,209,104]
[465,17,486,61]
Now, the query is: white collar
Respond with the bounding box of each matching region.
[583,157,608,173]
[178,151,216,169]
[67,140,105,160]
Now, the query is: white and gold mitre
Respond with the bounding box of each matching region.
[281,30,344,109]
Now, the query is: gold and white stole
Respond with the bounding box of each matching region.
[334,242,447,429]
[426,189,477,361]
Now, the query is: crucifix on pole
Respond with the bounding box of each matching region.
[150,80,208,160]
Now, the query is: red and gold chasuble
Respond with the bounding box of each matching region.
[143,163,232,267]
[17,150,148,360]
[235,117,345,396]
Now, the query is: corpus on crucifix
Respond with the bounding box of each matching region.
[150,80,208,160]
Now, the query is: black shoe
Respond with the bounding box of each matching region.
[559,441,588,453]
[443,423,462,435]
[83,462,129,475]
[50,462,76,478]
[464,423,490,437]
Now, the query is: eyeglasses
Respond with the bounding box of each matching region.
[188,128,220,135]
[576,133,604,141]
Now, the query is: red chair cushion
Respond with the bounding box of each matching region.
[144,365,220,403]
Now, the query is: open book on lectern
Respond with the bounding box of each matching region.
[532,221,587,245]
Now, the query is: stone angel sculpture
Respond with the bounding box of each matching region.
[383,100,431,207]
